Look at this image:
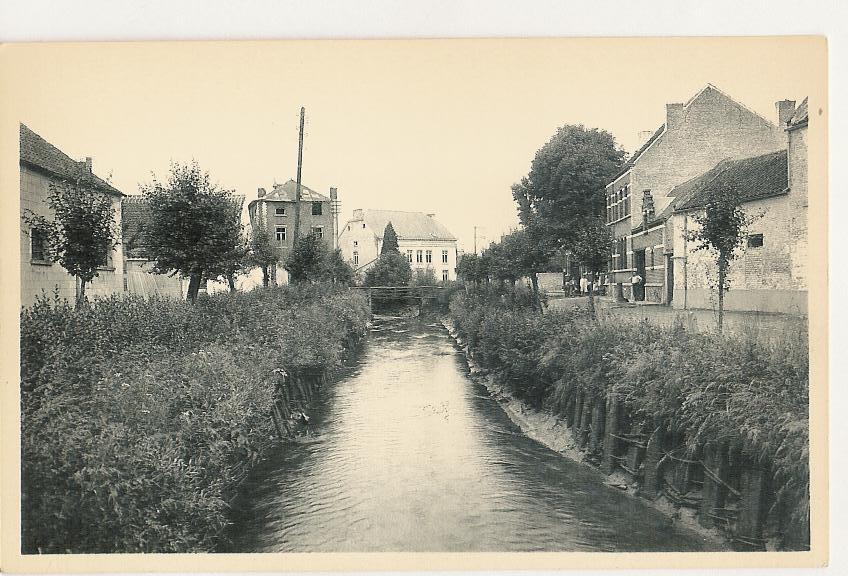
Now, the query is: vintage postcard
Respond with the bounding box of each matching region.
[0,36,828,571]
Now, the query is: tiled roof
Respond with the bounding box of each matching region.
[788,97,808,130]
[20,124,123,196]
[673,150,788,212]
[262,179,330,203]
[359,209,457,242]
[121,196,152,258]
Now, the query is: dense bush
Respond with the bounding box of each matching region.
[21,284,369,553]
[449,290,810,543]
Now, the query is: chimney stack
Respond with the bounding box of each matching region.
[85,157,92,172]
[666,103,684,130]
[257,187,266,198]
[329,187,337,200]
[637,130,654,143]
[775,100,796,126]
[426,213,435,218]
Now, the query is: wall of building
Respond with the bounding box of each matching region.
[672,193,807,316]
[338,217,381,271]
[20,167,124,307]
[787,124,808,291]
[397,239,457,282]
[605,171,633,287]
[252,198,334,262]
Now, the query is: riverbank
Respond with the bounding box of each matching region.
[441,317,730,549]
[20,284,370,553]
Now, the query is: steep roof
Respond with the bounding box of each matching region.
[673,150,788,212]
[20,124,123,196]
[121,196,152,258]
[261,179,330,203]
[787,97,808,130]
[359,209,457,242]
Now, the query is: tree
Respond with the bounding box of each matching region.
[456,253,487,285]
[23,180,118,307]
[285,234,355,285]
[513,125,626,249]
[380,222,399,254]
[569,217,612,320]
[248,224,280,287]
[685,183,755,332]
[141,162,243,303]
[363,251,412,287]
[410,267,437,287]
[208,229,251,293]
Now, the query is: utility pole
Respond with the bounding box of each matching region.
[330,187,340,250]
[473,226,477,254]
[293,106,305,242]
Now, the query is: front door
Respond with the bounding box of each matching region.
[666,254,674,305]
[634,249,646,301]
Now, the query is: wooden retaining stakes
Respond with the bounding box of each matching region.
[578,397,593,450]
[734,464,769,550]
[589,398,606,454]
[640,427,664,499]
[602,397,621,474]
[700,444,733,528]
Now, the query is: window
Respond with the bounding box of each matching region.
[425,250,432,264]
[30,227,48,262]
[747,234,764,248]
[441,250,448,264]
[312,202,323,216]
[353,240,358,247]
[311,226,323,239]
[96,241,110,268]
[275,207,286,216]
[416,250,423,263]
[407,250,413,263]
[353,251,359,266]
[275,225,286,241]
[442,269,449,282]
[362,223,366,229]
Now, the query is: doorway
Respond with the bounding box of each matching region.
[633,249,646,301]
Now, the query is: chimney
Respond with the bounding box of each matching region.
[775,100,796,126]
[637,130,654,143]
[426,213,435,218]
[666,103,684,130]
[85,157,92,172]
[257,187,266,198]
[329,187,337,200]
[352,208,363,220]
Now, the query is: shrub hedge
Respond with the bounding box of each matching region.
[21,284,369,553]
[449,287,809,546]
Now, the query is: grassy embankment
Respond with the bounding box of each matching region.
[448,285,809,550]
[21,284,369,553]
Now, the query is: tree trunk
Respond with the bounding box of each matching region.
[262,265,269,287]
[530,272,541,313]
[228,273,236,293]
[587,271,596,321]
[187,270,203,303]
[717,261,726,333]
[75,277,87,308]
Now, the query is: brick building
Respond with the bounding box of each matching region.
[20,124,124,307]
[338,209,458,282]
[604,85,787,303]
[247,179,336,284]
[667,98,808,315]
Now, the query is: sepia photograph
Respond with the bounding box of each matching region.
[0,32,829,572]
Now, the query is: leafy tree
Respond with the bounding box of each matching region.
[569,217,612,320]
[685,183,756,332]
[456,253,487,285]
[285,234,354,285]
[410,267,438,287]
[513,125,626,249]
[248,224,280,287]
[380,222,399,254]
[208,229,251,293]
[23,180,118,307]
[141,162,243,303]
[363,251,412,287]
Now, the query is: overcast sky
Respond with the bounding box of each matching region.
[8,38,820,252]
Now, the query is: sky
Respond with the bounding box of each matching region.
[5,37,822,253]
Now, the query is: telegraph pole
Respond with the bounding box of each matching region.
[293,106,305,242]
[473,226,477,254]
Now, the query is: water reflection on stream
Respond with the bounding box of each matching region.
[225,316,718,552]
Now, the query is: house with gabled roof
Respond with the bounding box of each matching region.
[603,84,788,304]
[20,124,125,306]
[338,209,458,282]
[666,98,809,315]
[247,179,336,284]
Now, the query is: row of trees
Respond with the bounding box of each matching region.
[25,161,356,306]
[457,123,756,328]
